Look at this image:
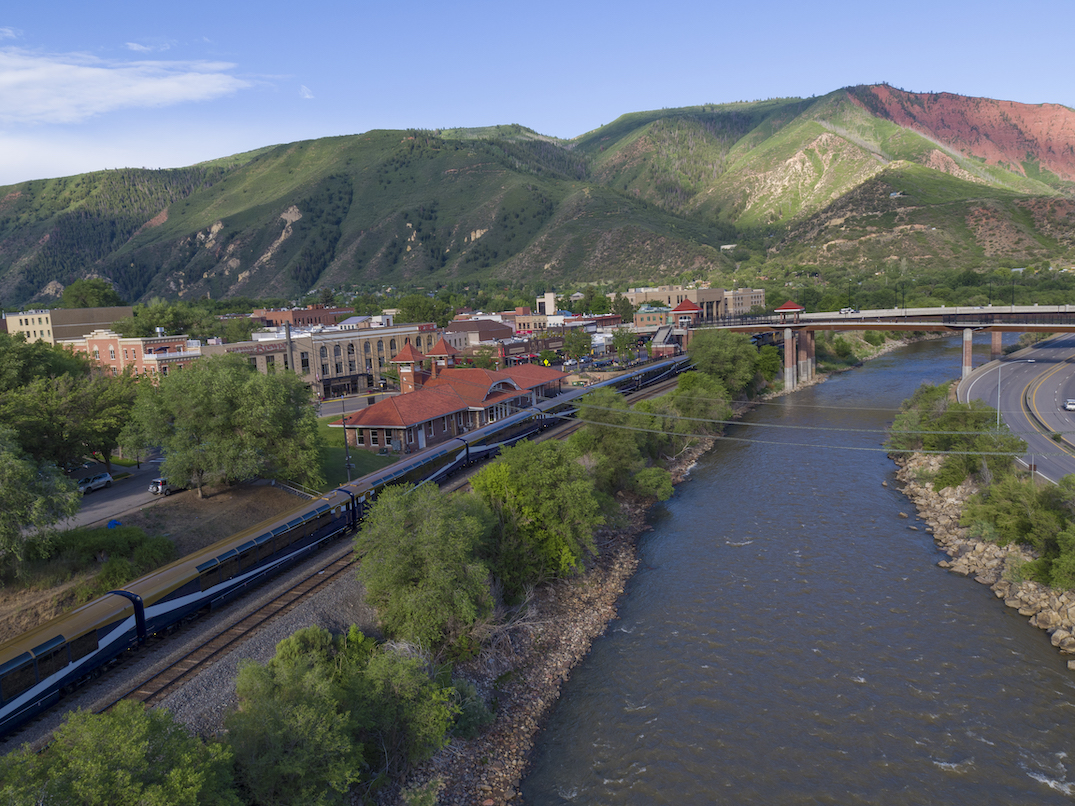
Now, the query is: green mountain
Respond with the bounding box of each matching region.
[2,85,1073,308]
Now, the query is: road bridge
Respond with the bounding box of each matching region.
[693,304,1075,390]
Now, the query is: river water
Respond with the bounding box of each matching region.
[523,336,1075,805]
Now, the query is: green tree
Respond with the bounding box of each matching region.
[122,354,323,498]
[687,329,759,393]
[563,328,592,363]
[59,278,127,308]
[611,328,637,364]
[0,425,81,564]
[612,293,635,324]
[227,650,362,806]
[356,483,493,649]
[471,440,603,592]
[567,386,646,494]
[0,701,239,806]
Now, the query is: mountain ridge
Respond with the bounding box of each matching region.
[0,85,1072,308]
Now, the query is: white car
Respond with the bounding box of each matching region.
[148,477,183,496]
[78,472,113,493]
[1064,399,1075,412]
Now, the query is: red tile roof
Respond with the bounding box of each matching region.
[671,299,702,312]
[426,337,460,357]
[390,343,426,363]
[338,364,567,429]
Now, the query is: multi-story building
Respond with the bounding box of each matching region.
[3,306,133,345]
[724,288,767,317]
[250,304,355,328]
[71,329,202,377]
[202,321,443,398]
[609,285,765,320]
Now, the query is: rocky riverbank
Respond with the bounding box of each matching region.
[387,438,714,806]
[895,453,1075,668]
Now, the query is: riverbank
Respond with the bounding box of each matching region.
[390,334,942,805]
[895,453,1075,667]
[388,436,714,805]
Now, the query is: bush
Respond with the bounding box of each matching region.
[450,679,495,739]
[863,331,885,347]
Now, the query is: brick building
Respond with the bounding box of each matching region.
[71,329,202,377]
[338,339,566,453]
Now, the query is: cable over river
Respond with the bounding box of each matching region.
[523,335,1075,805]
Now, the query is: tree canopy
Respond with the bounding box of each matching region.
[686,329,759,393]
[122,354,323,497]
[471,439,604,592]
[59,278,127,308]
[0,425,81,564]
[355,483,493,649]
[0,701,239,806]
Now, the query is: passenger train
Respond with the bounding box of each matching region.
[0,356,689,739]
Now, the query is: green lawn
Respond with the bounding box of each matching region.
[316,415,394,490]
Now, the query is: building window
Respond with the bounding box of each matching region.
[266,355,275,368]
[93,349,100,359]
[301,352,310,372]
[320,346,328,359]
[335,362,343,374]
[426,421,434,437]
[390,339,396,351]
[364,342,371,354]
[371,430,379,446]
[377,340,384,353]
[365,358,373,371]
[378,357,384,369]
[347,343,355,355]
[348,359,356,372]
[357,430,365,446]
[334,344,341,358]
[406,428,413,444]
[161,365,168,375]
[321,363,329,377]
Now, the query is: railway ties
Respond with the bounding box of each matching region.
[107,554,356,711]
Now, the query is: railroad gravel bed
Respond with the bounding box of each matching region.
[2,539,369,752]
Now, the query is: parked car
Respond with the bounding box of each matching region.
[1064,399,1075,412]
[78,473,112,494]
[148,477,183,496]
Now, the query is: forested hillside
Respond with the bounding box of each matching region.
[1,85,1073,308]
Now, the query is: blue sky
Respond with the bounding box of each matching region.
[1,1,1073,187]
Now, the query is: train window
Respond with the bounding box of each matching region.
[68,632,98,662]
[272,524,292,548]
[36,646,68,680]
[0,657,36,702]
[217,551,240,581]
[197,558,221,592]
[255,533,274,559]
[237,542,257,570]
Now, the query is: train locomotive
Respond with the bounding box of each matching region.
[0,356,688,740]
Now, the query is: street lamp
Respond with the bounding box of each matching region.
[342,397,353,483]
[996,358,1035,428]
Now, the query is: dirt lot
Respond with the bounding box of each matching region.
[0,483,305,641]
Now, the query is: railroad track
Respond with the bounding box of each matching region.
[101,553,357,712]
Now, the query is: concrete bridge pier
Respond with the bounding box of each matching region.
[991,330,1003,360]
[784,328,796,389]
[797,333,809,384]
[806,331,815,381]
[962,328,974,379]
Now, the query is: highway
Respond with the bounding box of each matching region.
[960,334,1075,482]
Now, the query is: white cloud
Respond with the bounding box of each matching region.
[0,28,19,40]
[300,84,314,99]
[125,42,153,53]
[0,48,250,124]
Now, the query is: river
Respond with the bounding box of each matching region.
[522,335,1075,804]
